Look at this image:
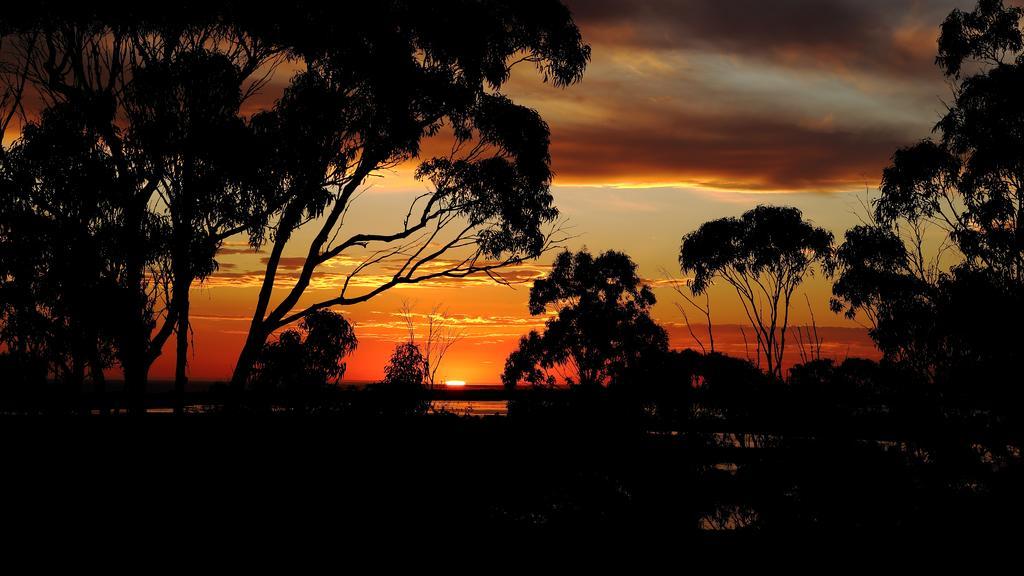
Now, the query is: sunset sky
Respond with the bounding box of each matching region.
[150,0,994,384]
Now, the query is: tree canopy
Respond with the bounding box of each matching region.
[502,249,668,389]
[0,1,590,411]
[251,309,357,412]
[680,205,833,378]
[831,0,1024,398]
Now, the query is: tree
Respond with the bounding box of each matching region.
[378,341,430,416]
[127,44,272,414]
[251,309,357,412]
[227,1,590,390]
[831,0,1024,394]
[0,6,286,412]
[0,103,122,410]
[383,342,428,390]
[502,249,669,389]
[398,301,464,389]
[1,3,589,413]
[663,270,715,355]
[680,205,833,379]
[873,0,1024,283]
[830,224,938,372]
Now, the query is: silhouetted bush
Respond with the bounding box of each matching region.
[690,352,780,425]
[502,249,669,390]
[362,342,431,417]
[249,310,356,413]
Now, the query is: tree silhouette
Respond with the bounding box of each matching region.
[0,18,167,411]
[1,3,588,411]
[502,249,668,389]
[0,7,290,411]
[832,0,1024,397]
[251,309,356,413]
[377,341,430,416]
[226,1,590,390]
[383,343,428,389]
[0,103,122,411]
[127,45,271,414]
[830,224,937,373]
[398,301,464,389]
[873,0,1024,282]
[680,206,833,379]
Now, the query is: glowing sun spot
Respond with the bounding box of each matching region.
[445,380,466,387]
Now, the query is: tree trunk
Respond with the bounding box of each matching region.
[122,227,150,416]
[229,205,302,407]
[90,354,108,417]
[123,344,148,416]
[173,278,190,416]
[70,357,86,416]
[228,324,268,410]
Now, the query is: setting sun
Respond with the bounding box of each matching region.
[445,380,467,388]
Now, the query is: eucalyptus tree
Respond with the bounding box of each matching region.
[251,309,357,413]
[0,6,286,411]
[866,0,1024,283]
[0,104,121,402]
[127,44,273,413]
[830,0,1024,390]
[228,2,591,389]
[1,2,590,411]
[680,206,833,379]
[501,249,668,389]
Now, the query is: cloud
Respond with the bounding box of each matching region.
[261,256,308,270]
[550,112,908,191]
[189,314,252,322]
[202,258,550,291]
[566,0,960,77]
[494,0,981,192]
[217,247,263,256]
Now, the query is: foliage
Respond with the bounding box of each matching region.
[251,309,356,411]
[373,341,430,416]
[680,205,833,378]
[831,0,1024,401]
[0,0,591,411]
[382,342,428,390]
[226,0,591,388]
[0,103,124,390]
[502,249,669,389]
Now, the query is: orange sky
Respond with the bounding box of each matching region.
[140,1,994,384]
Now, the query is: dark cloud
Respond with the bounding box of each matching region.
[260,256,308,270]
[218,246,263,255]
[550,111,910,190]
[565,0,968,77]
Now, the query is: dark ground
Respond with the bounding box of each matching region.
[3,412,1022,547]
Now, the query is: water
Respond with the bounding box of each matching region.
[132,400,510,416]
[429,400,508,417]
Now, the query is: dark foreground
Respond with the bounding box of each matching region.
[4,412,1022,544]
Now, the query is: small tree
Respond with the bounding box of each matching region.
[662,269,714,355]
[680,206,833,379]
[398,301,464,389]
[502,249,668,389]
[379,341,430,416]
[383,342,428,389]
[251,309,356,412]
